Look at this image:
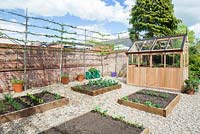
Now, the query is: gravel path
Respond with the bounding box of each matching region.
[0,78,200,134]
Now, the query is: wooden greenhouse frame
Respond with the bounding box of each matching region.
[126,35,189,91]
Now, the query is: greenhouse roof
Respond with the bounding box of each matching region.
[127,35,187,54]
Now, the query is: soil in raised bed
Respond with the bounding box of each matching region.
[40,112,143,134]
[127,89,177,108]
[0,92,63,116]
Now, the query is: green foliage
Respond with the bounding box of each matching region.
[189,44,200,80]
[11,78,24,84]
[183,78,199,93]
[132,98,140,103]
[160,93,169,99]
[0,100,6,112]
[175,23,195,45]
[188,43,200,93]
[88,78,118,88]
[129,0,181,40]
[93,106,144,131]
[122,96,129,101]
[61,73,69,78]
[54,93,62,100]
[74,84,82,90]
[144,101,161,108]
[94,106,108,117]
[27,93,44,104]
[4,94,22,110]
[138,90,169,99]
[113,115,125,121]
[19,97,33,106]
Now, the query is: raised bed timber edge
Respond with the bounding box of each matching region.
[118,90,180,117]
[71,84,122,96]
[0,94,69,124]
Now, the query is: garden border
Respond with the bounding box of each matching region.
[71,84,122,96]
[118,94,180,117]
[0,96,69,123]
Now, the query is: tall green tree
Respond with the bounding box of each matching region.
[129,0,181,40]
[175,23,195,45]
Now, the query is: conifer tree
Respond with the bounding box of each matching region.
[129,0,181,40]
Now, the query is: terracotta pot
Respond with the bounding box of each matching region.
[13,83,23,92]
[77,75,84,82]
[61,77,70,84]
[186,89,195,95]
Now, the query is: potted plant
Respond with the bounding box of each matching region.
[77,74,84,82]
[61,73,70,84]
[11,78,24,92]
[183,78,198,95]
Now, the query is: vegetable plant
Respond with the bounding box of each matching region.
[122,96,129,101]
[93,106,108,116]
[27,93,44,104]
[4,94,22,110]
[54,93,61,100]
[144,101,161,108]
[113,115,125,121]
[19,97,33,106]
[93,106,144,131]
[132,98,140,103]
[75,84,82,90]
[0,100,6,113]
[138,90,169,99]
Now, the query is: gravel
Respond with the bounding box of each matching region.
[0,78,200,134]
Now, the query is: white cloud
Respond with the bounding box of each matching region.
[0,0,135,25]
[173,0,200,26]
[189,23,200,38]
[1,0,199,38]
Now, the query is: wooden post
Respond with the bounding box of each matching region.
[164,53,166,68]
[126,55,129,84]
[138,54,140,67]
[180,53,183,68]
[23,8,28,91]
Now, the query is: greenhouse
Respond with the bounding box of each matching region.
[126,35,189,90]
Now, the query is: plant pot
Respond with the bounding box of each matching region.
[186,89,195,95]
[111,72,117,77]
[12,83,23,92]
[77,75,84,82]
[61,77,70,84]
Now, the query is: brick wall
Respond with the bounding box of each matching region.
[0,44,127,92]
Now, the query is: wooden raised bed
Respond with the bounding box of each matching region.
[71,84,122,96]
[41,111,149,134]
[0,92,69,123]
[118,89,180,117]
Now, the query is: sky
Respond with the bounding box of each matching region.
[0,0,200,42]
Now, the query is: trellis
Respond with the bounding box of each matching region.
[0,9,128,91]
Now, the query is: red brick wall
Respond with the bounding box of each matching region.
[0,44,126,92]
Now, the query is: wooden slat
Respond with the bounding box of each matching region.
[127,66,186,91]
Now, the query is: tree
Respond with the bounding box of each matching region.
[175,23,195,45]
[129,0,181,40]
